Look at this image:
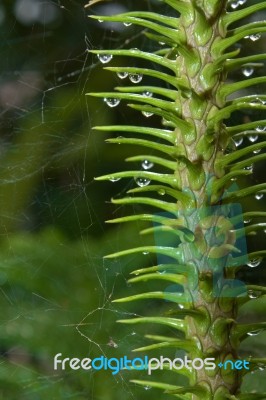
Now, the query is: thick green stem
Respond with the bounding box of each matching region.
[175,1,241,397]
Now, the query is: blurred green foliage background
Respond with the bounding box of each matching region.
[0,1,265,399]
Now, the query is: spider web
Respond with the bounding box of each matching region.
[1,1,266,399]
[0,1,176,399]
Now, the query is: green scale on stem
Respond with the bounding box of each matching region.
[88,0,266,398]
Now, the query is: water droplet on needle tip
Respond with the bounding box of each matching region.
[97,54,113,64]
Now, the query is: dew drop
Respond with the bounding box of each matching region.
[247,329,262,336]
[256,125,266,132]
[144,386,151,391]
[98,19,103,23]
[244,219,251,224]
[246,257,262,268]
[242,67,254,77]
[244,164,253,172]
[251,97,265,106]
[159,41,165,45]
[255,193,264,200]
[233,136,243,147]
[104,98,120,108]
[250,33,261,42]
[109,176,121,182]
[158,188,166,196]
[177,303,184,309]
[253,149,261,154]
[230,1,239,9]
[142,91,153,97]
[97,54,113,64]
[248,134,258,143]
[142,159,154,170]
[129,73,143,83]
[131,331,136,336]
[117,136,124,144]
[248,290,258,299]
[238,0,247,4]
[142,251,149,255]
[117,71,128,79]
[135,177,151,187]
[123,22,132,27]
[142,111,154,118]
[258,363,266,371]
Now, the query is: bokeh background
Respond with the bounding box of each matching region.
[0,1,265,399]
